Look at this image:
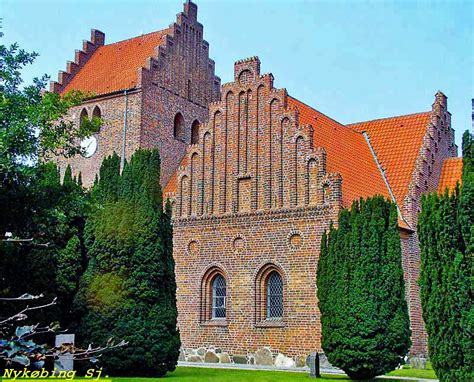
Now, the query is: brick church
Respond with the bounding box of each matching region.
[52,1,463,367]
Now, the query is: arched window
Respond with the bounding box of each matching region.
[92,105,101,120]
[255,264,285,323]
[191,120,200,144]
[266,271,283,319]
[211,275,226,319]
[173,112,185,142]
[79,108,88,126]
[200,267,227,322]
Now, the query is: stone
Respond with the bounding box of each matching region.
[219,352,231,363]
[184,348,196,356]
[196,347,206,356]
[178,349,186,361]
[232,355,248,364]
[204,350,219,363]
[187,355,203,363]
[274,353,295,368]
[319,353,334,369]
[255,347,273,366]
[410,356,427,370]
[295,355,306,368]
[215,348,222,354]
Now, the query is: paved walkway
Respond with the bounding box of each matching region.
[178,361,438,381]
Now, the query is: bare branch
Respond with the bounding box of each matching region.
[0,298,57,325]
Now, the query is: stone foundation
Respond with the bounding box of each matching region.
[179,345,336,370]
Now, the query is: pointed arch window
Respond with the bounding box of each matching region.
[174,112,185,142]
[92,105,101,120]
[191,120,200,144]
[266,271,283,319]
[255,264,285,325]
[200,267,228,324]
[211,275,226,319]
[79,108,88,126]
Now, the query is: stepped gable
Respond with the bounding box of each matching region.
[58,29,170,96]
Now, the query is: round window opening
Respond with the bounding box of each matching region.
[233,237,245,252]
[187,240,199,255]
[289,233,303,250]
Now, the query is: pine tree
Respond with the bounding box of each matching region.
[77,149,180,376]
[317,196,411,380]
[418,131,473,382]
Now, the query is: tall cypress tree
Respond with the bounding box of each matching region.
[77,149,180,377]
[317,196,411,380]
[418,131,473,382]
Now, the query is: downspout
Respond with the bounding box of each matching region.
[120,90,128,171]
[362,131,410,228]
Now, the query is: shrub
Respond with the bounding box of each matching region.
[317,196,411,380]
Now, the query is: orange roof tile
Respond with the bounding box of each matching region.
[288,96,391,207]
[164,155,188,198]
[438,157,463,193]
[61,29,170,96]
[348,112,431,206]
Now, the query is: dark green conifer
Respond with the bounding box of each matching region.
[317,196,411,380]
[78,149,179,376]
[418,131,473,382]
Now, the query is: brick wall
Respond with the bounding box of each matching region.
[55,91,142,185]
[173,57,342,359]
[139,0,220,186]
[401,91,457,356]
[53,1,220,187]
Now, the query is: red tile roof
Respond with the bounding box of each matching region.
[164,155,188,197]
[61,29,170,96]
[348,112,431,206]
[288,97,391,207]
[438,157,463,193]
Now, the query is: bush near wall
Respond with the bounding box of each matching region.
[76,150,180,377]
[418,131,473,382]
[317,196,411,380]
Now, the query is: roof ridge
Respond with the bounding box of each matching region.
[288,95,351,130]
[347,111,431,126]
[103,28,170,47]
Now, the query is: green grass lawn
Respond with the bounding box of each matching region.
[386,362,437,380]
[1,365,438,382]
[108,365,437,382]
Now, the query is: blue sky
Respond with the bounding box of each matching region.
[3,0,472,149]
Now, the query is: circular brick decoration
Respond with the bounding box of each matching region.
[288,231,304,250]
[187,240,199,255]
[232,236,246,252]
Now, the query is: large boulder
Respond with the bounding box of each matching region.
[219,352,232,363]
[204,350,219,363]
[232,354,248,364]
[295,355,306,368]
[187,355,203,362]
[196,347,207,356]
[274,353,295,368]
[255,347,273,366]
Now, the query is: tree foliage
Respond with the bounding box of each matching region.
[418,131,473,382]
[76,149,180,376]
[317,196,411,380]
[0,33,98,334]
